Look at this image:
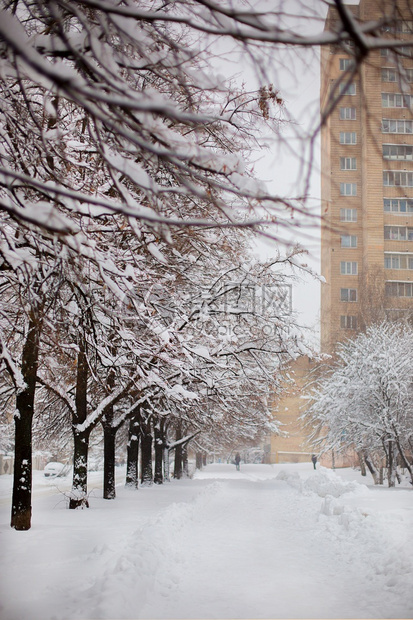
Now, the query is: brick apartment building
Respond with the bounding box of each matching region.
[270,0,413,463]
[320,0,413,353]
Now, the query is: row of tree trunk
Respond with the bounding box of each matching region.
[10,311,202,528]
[358,445,413,487]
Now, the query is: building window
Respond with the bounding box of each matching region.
[340,261,358,275]
[383,171,413,187]
[339,82,356,95]
[384,254,413,270]
[340,208,357,221]
[382,92,412,108]
[382,20,413,34]
[397,20,413,33]
[340,315,357,329]
[340,131,357,144]
[340,157,357,170]
[381,68,397,82]
[339,58,354,71]
[341,234,357,248]
[340,183,357,196]
[384,226,413,241]
[381,47,413,58]
[339,107,356,120]
[382,119,413,134]
[341,288,357,302]
[384,198,413,213]
[384,255,400,269]
[383,144,413,160]
[406,69,413,83]
[385,281,413,297]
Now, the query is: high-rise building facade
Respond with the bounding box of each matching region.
[320,0,413,353]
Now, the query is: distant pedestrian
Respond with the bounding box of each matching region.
[311,454,317,470]
[235,453,241,471]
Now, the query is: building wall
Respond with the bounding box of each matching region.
[270,356,316,464]
[320,0,413,354]
[270,356,357,467]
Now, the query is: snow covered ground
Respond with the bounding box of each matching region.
[0,463,412,619]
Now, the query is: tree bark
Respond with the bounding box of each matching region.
[102,424,117,499]
[102,366,117,500]
[196,452,203,470]
[154,420,164,485]
[140,415,153,486]
[182,443,189,477]
[71,429,90,508]
[11,315,42,530]
[126,416,140,488]
[363,451,379,485]
[173,425,183,479]
[395,440,413,486]
[387,440,397,488]
[163,446,170,482]
[70,337,90,508]
[357,452,367,476]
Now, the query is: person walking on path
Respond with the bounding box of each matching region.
[235,453,241,471]
[311,454,317,470]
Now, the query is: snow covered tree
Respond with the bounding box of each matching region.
[304,322,413,486]
[0,0,287,249]
[4,0,412,530]
[1,0,412,246]
[0,220,70,529]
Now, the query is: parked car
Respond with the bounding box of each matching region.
[44,462,66,478]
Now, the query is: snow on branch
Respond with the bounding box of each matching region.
[167,430,201,451]
[0,333,26,391]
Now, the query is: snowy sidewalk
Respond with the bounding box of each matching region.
[0,464,412,619]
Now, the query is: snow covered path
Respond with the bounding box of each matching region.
[1,464,412,619]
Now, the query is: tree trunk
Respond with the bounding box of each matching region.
[102,365,117,500]
[11,315,42,531]
[357,452,367,476]
[140,416,153,486]
[182,443,189,477]
[103,424,117,500]
[154,421,164,485]
[387,441,397,488]
[126,416,140,488]
[202,453,207,466]
[396,440,413,486]
[196,452,203,470]
[70,337,90,508]
[71,429,90,508]
[173,426,183,479]
[363,452,379,485]
[163,447,170,482]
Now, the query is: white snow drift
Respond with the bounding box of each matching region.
[0,463,412,619]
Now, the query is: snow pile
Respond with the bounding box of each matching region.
[275,465,413,609]
[303,466,368,497]
[276,466,368,498]
[318,491,413,601]
[275,469,303,491]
